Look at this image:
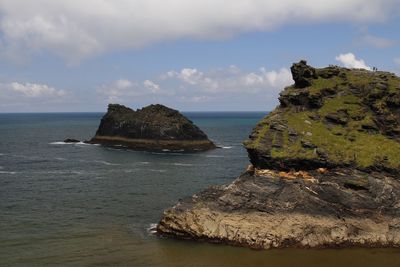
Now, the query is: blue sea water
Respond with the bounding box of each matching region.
[1,112,399,267]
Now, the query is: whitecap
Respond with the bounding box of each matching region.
[173,163,193,166]
[138,162,149,165]
[149,169,167,173]
[0,171,17,174]
[206,155,225,158]
[55,157,67,161]
[222,146,232,149]
[93,160,121,166]
[124,169,140,173]
[49,141,73,145]
[162,149,171,152]
[147,223,158,234]
[76,142,100,146]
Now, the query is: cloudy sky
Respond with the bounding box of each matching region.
[0,0,399,112]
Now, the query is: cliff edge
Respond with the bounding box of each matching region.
[157,61,400,249]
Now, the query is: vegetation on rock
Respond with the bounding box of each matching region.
[245,61,400,173]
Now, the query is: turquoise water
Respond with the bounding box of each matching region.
[1,112,399,266]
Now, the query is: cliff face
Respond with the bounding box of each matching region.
[245,60,400,174]
[90,104,215,150]
[157,61,400,249]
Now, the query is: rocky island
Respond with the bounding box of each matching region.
[89,104,216,151]
[157,61,400,249]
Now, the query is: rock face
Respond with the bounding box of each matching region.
[89,104,215,150]
[157,61,400,249]
[245,61,400,174]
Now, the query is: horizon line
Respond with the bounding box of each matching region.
[0,110,269,114]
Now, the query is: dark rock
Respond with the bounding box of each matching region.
[64,138,80,143]
[316,66,341,79]
[301,140,317,149]
[158,168,400,249]
[325,111,349,125]
[89,104,215,150]
[290,60,317,88]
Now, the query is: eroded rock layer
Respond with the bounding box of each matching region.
[158,168,400,249]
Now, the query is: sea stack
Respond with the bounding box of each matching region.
[157,61,400,249]
[89,104,216,151]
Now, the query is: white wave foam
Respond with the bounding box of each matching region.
[49,141,99,146]
[79,159,121,166]
[75,141,90,145]
[149,169,167,173]
[0,171,17,174]
[206,155,225,158]
[55,157,67,161]
[147,223,158,234]
[49,141,73,145]
[124,169,140,173]
[93,160,121,166]
[173,163,193,166]
[222,146,232,149]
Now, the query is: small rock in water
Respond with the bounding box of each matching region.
[64,138,80,143]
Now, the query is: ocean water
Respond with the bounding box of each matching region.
[1,112,399,267]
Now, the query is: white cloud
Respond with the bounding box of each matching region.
[98,78,170,103]
[335,53,371,70]
[0,81,69,111]
[165,66,292,94]
[143,80,161,94]
[8,82,66,97]
[0,0,398,62]
[358,34,396,48]
[115,79,133,89]
[96,65,293,109]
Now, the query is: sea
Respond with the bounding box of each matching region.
[1,112,399,267]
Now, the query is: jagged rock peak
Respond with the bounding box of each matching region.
[106,103,134,114]
[290,60,318,88]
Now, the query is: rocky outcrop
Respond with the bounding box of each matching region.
[245,61,400,174]
[157,61,400,249]
[158,167,400,249]
[89,104,215,150]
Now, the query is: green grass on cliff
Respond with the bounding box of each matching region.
[282,111,400,169]
[245,67,400,171]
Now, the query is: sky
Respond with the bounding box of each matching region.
[0,0,399,112]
